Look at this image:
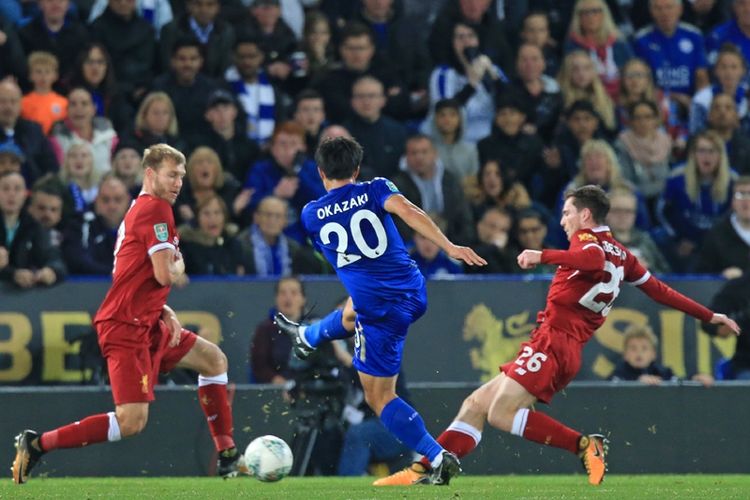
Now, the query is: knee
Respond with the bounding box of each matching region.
[461,391,488,419]
[116,408,148,438]
[363,390,396,416]
[202,344,228,377]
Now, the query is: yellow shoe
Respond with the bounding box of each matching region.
[578,434,608,485]
[372,462,429,486]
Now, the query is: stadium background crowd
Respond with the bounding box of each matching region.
[1,0,750,285]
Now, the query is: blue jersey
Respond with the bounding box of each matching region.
[301,178,424,319]
[634,23,708,95]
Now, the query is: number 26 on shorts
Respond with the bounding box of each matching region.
[513,345,548,376]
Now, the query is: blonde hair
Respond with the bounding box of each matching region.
[685,130,732,204]
[60,143,95,188]
[28,51,59,72]
[187,146,225,189]
[135,92,179,136]
[142,143,186,171]
[558,50,616,129]
[575,139,622,185]
[623,324,658,350]
[568,0,621,44]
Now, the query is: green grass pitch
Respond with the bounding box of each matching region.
[2,475,750,499]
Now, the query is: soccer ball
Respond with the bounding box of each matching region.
[244,435,293,482]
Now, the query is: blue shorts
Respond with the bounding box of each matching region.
[352,285,427,377]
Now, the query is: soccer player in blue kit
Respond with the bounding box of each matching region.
[275,136,486,485]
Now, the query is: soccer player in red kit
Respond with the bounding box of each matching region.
[12,144,246,484]
[375,185,741,486]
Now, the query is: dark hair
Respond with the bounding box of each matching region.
[31,173,66,198]
[274,275,305,297]
[716,42,748,69]
[516,207,545,225]
[564,185,610,223]
[315,137,364,180]
[339,21,375,45]
[233,34,263,52]
[171,35,204,58]
[435,98,461,113]
[565,99,599,119]
[627,99,659,121]
[406,133,435,148]
[68,42,116,95]
[295,88,323,109]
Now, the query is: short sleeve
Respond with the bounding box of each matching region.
[370,177,401,210]
[135,199,177,256]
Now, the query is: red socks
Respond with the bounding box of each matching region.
[198,375,235,452]
[519,410,581,454]
[419,422,481,469]
[40,413,110,451]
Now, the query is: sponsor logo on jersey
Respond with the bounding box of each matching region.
[386,180,399,193]
[578,232,597,242]
[154,223,169,242]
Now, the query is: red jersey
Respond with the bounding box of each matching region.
[94,194,179,328]
[539,226,713,342]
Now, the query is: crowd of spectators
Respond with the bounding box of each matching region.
[2,0,750,289]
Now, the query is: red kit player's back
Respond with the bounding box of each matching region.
[94,194,179,328]
[542,226,649,342]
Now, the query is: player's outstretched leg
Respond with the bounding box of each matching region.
[275,307,353,359]
[578,434,609,485]
[274,312,315,359]
[11,412,121,484]
[374,375,498,486]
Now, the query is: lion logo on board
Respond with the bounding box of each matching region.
[462,304,535,382]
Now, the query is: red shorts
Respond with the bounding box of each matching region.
[96,319,198,405]
[500,323,583,404]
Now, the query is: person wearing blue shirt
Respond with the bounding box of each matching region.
[706,0,750,65]
[275,136,486,485]
[633,0,709,98]
[236,121,325,242]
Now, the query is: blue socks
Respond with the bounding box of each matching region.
[301,309,350,348]
[379,397,443,462]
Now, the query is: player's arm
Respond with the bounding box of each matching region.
[150,248,185,287]
[636,274,741,335]
[519,240,605,271]
[383,194,486,266]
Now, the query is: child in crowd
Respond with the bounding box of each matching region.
[60,143,98,213]
[0,143,24,176]
[611,324,714,386]
[20,51,67,135]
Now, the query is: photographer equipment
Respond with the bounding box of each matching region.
[287,345,346,476]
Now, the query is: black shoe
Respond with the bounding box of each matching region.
[429,451,461,486]
[12,430,44,484]
[217,447,249,478]
[274,312,314,360]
